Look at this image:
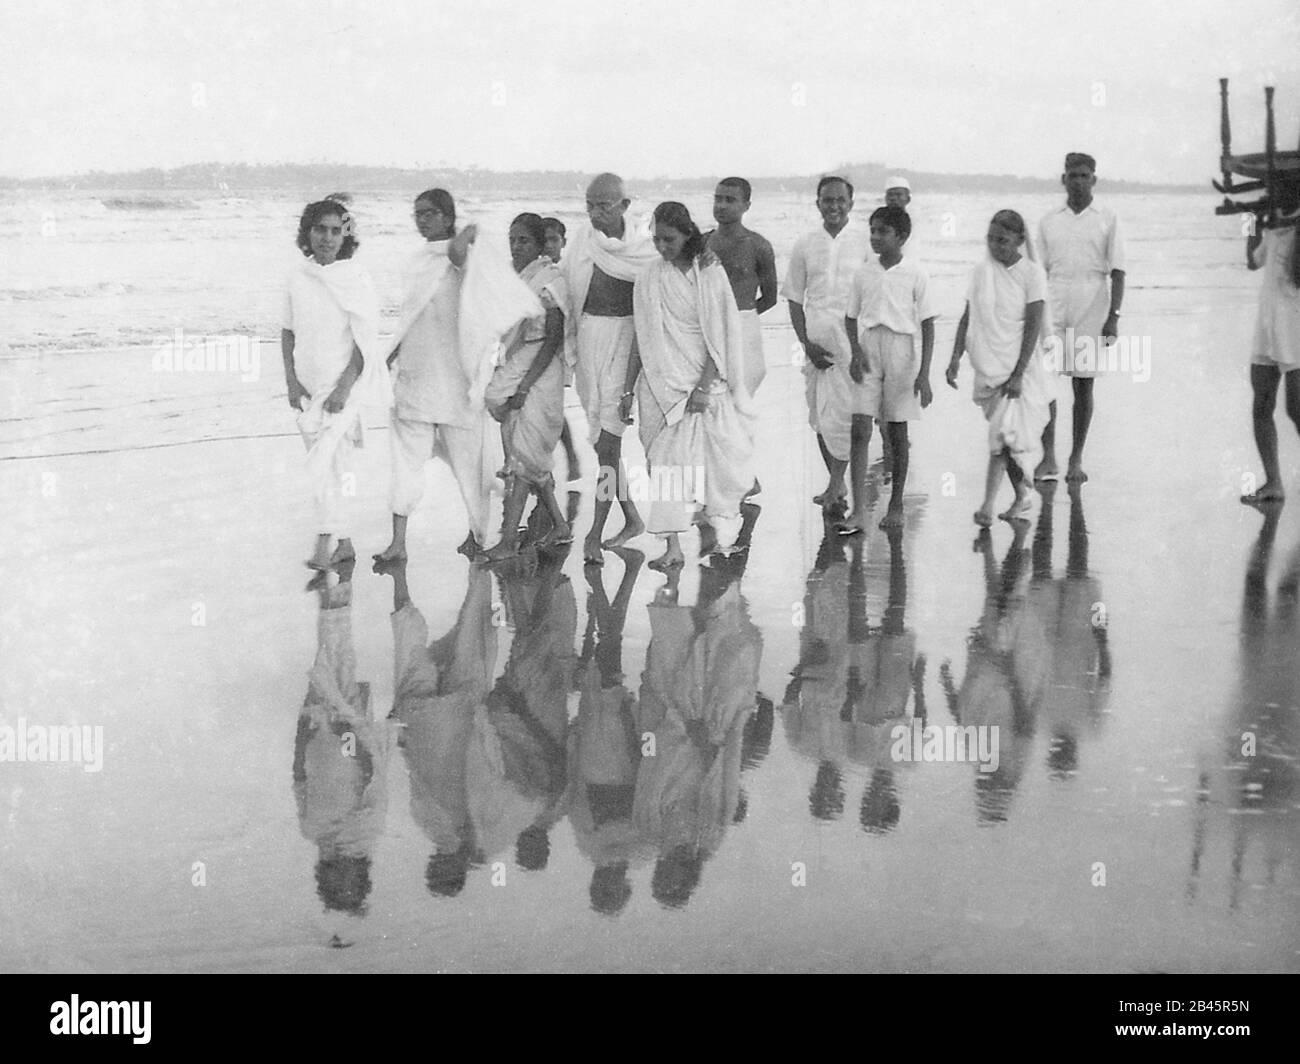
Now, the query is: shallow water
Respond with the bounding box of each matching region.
[1,190,1297,972]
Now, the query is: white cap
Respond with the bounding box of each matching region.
[885,176,911,192]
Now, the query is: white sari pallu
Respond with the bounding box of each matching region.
[287,257,387,536]
[633,259,755,547]
[965,255,1053,479]
[484,257,568,485]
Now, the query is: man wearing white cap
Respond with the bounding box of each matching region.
[885,177,911,210]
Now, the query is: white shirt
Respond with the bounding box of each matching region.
[781,221,873,316]
[845,257,935,336]
[1037,201,1125,280]
[1037,201,1125,335]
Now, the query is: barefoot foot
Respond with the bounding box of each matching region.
[602,517,645,549]
[878,508,904,530]
[372,541,407,564]
[456,533,482,559]
[1064,464,1088,483]
[973,508,994,528]
[1034,458,1060,481]
[583,534,605,566]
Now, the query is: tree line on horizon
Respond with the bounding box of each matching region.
[0,161,1197,195]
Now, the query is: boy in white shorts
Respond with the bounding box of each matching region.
[844,206,936,531]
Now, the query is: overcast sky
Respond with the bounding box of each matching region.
[3,0,1298,183]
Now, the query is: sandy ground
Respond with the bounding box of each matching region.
[1,274,1298,973]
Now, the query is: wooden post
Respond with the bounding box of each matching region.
[1265,86,1276,227]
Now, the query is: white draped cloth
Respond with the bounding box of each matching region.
[633,258,755,542]
[965,254,1054,476]
[283,256,387,534]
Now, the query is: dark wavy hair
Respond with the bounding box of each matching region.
[652,201,706,262]
[510,212,548,249]
[415,188,456,235]
[295,200,359,259]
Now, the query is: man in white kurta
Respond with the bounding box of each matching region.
[782,176,872,508]
[1036,152,1126,483]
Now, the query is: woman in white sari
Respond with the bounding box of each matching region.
[483,213,572,559]
[945,209,1052,527]
[625,202,756,572]
[282,200,382,570]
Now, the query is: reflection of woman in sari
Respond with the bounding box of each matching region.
[293,560,391,927]
[634,563,761,909]
[626,202,755,571]
[483,213,572,559]
[469,550,574,870]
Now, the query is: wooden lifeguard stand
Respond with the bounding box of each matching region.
[1214,78,1300,229]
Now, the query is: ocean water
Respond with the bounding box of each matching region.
[1,187,1297,973]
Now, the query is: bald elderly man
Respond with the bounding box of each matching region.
[561,173,660,564]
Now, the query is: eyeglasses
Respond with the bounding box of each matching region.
[413,208,443,220]
[586,200,621,212]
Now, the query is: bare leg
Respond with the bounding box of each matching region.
[813,434,848,508]
[373,514,409,563]
[840,415,873,531]
[879,418,893,483]
[588,431,643,560]
[879,422,908,529]
[975,452,1003,526]
[535,481,573,548]
[560,420,581,481]
[649,532,685,571]
[1000,450,1033,520]
[1036,399,1059,480]
[484,475,528,561]
[1066,377,1094,482]
[1244,364,1285,504]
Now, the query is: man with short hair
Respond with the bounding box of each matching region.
[562,173,659,563]
[707,177,778,399]
[782,176,873,512]
[1036,152,1126,483]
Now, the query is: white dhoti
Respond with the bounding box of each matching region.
[575,313,636,445]
[739,309,766,397]
[389,415,502,543]
[803,308,854,461]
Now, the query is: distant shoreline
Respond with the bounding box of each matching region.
[0,162,1202,195]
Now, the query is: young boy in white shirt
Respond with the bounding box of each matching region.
[844,206,937,531]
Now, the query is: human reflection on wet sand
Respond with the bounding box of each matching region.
[383,559,497,897]
[633,504,764,909]
[1188,507,1300,909]
[565,546,648,915]
[474,547,575,872]
[939,521,1046,825]
[293,559,392,943]
[1029,483,1111,780]
[783,491,924,834]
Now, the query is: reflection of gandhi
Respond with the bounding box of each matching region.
[293,562,389,921]
[383,559,497,898]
